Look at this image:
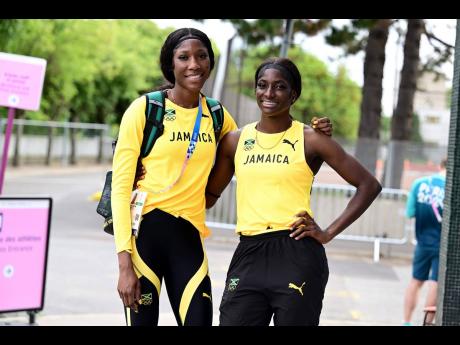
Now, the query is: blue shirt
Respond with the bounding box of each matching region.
[406,173,445,249]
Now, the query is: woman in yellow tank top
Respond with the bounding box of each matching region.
[206,57,382,326]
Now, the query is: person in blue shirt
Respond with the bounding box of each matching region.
[402,158,446,326]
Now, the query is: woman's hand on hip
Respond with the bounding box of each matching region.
[289,210,332,244]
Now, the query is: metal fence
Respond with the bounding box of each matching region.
[0,118,111,165]
[206,177,412,262]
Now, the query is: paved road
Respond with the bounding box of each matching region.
[0,165,429,326]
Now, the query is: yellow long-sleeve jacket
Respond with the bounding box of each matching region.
[111,95,237,253]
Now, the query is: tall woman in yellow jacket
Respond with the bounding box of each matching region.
[205,57,382,326]
[111,28,239,326]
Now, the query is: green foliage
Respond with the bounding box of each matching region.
[0,19,173,128]
[410,113,423,142]
[381,113,423,143]
[446,87,452,109]
[351,19,379,29]
[326,26,358,46]
[224,19,284,45]
[236,45,361,139]
[224,19,333,45]
[380,116,391,141]
[294,19,332,36]
[324,21,369,56]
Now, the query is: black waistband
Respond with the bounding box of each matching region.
[239,229,291,242]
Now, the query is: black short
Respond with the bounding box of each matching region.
[219,230,329,326]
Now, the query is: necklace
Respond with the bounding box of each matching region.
[255,121,292,150]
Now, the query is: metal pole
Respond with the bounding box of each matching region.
[62,125,69,166]
[0,107,16,194]
[373,239,381,262]
[215,34,236,103]
[28,311,36,325]
[436,19,460,326]
[280,19,294,58]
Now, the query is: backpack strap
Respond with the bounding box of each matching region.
[141,90,167,158]
[205,96,224,145]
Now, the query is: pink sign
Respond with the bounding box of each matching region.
[0,52,47,111]
[0,198,52,312]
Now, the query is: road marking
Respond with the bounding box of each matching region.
[325,289,360,300]
[350,310,362,320]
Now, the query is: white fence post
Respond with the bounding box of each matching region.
[373,239,381,262]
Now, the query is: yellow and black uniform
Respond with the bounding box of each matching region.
[219,120,329,326]
[112,95,237,326]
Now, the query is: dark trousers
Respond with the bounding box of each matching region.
[124,208,212,326]
[220,230,329,326]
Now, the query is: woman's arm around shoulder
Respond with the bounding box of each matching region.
[303,124,328,174]
[206,129,241,209]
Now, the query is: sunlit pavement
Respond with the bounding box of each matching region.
[1,165,428,326]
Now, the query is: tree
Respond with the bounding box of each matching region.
[355,20,392,176]
[325,19,394,175]
[385,19,454,188]
[222,19,392,174]
[236,45,361,139]
[1,19,169,165]
[214,20,361,137]
[70,19,167,163]
[386,19,424,188]
[1,20,59,164]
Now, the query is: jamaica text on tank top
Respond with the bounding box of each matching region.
[234,120,314,235]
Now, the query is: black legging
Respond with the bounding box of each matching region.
[124,208,212,326]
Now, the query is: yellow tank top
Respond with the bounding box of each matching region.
[112,96,237,253]
[234,120,314,235]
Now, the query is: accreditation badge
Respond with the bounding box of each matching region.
[130,189,147,238]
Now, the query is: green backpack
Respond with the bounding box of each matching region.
[96,90,225,235]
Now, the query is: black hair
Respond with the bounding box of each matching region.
[254,57,302,102]
[159,28,215,85]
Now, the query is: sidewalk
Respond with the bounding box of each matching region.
[1,238,427,326]
[0,166,428,326]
